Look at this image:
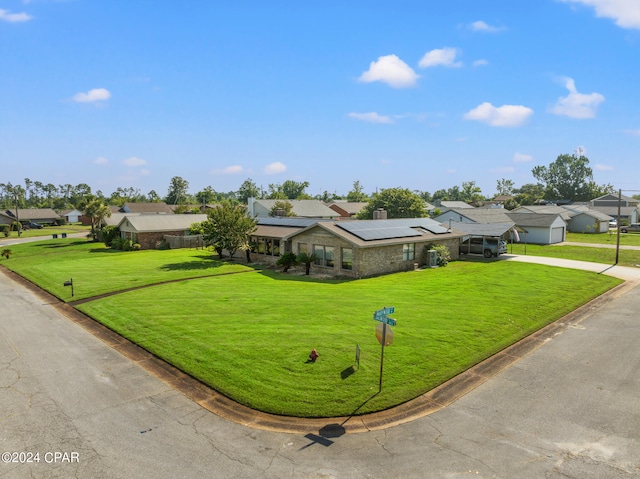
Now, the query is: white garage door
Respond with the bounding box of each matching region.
[550,227,564,243]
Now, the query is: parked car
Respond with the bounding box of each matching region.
[459,237,507,258]
[22,221,43,229]
[619,223,640,233]
[609,219,617,229]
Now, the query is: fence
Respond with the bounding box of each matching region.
[163,234,205,249]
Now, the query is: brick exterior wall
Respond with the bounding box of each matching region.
[122,230,187,250]
[291,229,460,278]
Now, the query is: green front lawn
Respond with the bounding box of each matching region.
[566,231,640,246]
[77,262,620,417]
[2,237,622,417]
[2,223,90,239]
[2,238,252,300]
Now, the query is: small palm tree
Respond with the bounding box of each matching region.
[276,252,298,273]
[296,252,316,275]
[1,248,12,260]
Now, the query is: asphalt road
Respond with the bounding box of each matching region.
[1,263,639,478]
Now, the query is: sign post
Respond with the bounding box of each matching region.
[373,306,396,391]
[63,278,74,297]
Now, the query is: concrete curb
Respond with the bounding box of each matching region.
[2,265,634,434]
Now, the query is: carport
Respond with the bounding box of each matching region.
[449,221,524,257]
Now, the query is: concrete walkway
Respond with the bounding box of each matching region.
[502,253,640,281]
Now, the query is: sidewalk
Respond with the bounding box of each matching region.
[501,253,640,281]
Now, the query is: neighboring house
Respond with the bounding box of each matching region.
[117,214,208,250]
[120,202,175,214]
[249,217,464,278]
[247,198,340,218]
[326,201,368,218]
[2,208,62,225]
[434,200,474,213]
[506,213,567,244]
[61,209,83,223]
[589,193,640,224]
[434,208,513,225]
[512,204,611,233]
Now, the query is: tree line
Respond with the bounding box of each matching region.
[1,152,627,215]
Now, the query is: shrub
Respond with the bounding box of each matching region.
[110,237,123,250]
[157,239,171,250]
[276,252,298,272]
[1,248,12,260]
[1,225,9,237]
[433,244,451,266]
[101,226,120,247]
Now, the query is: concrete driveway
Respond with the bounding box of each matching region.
[1,261,639,478]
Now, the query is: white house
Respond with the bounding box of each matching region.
[507,213,567,244]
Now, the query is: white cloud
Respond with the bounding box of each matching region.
[594,163,614,171]
[264,161,287,175]
[464,102,534,127]
[513,152,534,163]
[358,54,420,88]
[93,156,109,165]
[624,129,640,136]
[549,77,605,119]
[0,8,32,22]
[559,0,640,29]
[469,20,504,32]
[473,59,489,67]
[211,165,244,175]
[122,156,147,167]
[348,112,394,124]
[418,48,462,68]
[72,88,111,103]
[139,169,151,177]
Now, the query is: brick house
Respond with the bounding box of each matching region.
[117,214,207,250]
[249,217,464,278]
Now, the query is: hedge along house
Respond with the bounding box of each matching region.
[283,218,464,278]
[117,214,208,250]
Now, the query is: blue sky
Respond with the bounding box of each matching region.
[1,0,639,199]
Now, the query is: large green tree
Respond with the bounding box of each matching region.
[346,180,368,202]
[358,187,426,219]
[532,152,613,201]
[237,178,261,203]
[200,202,257,259]
[165,176,190,205]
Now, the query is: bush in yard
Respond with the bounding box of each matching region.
[101,226,120,247]
[1,248,12,259]
[276,252,298,272]
[425,244,451,266]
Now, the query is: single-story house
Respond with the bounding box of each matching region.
[117,214,208,250]
[120,202,175,214]
[434,208,513,225]
[511,204,612,233]
[506,213,567,244]
[326,201,368,218]
[61,209,83,223]
[249,217,464,278]
[247,198,340,219]
[2,208,62,225]
[589,193,639,224]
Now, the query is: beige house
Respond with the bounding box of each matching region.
[250,217,463,278]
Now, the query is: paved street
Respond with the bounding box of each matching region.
[1,263,639,478]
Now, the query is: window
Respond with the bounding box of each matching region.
[298,243,308,255]
[402,243,415,261]
[313,245,335,267]
[273,239,280,256]
[342,248,353,270]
